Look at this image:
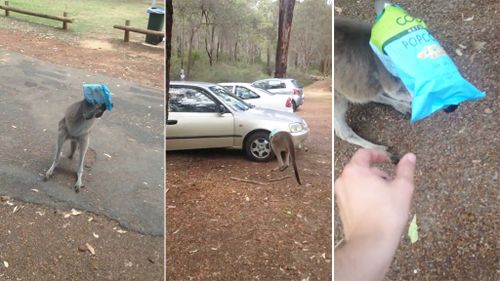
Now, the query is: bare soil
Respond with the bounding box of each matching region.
[0,25,164,279]
[334,1,498,280]
[166,80,333,280]
[0,28,164,89]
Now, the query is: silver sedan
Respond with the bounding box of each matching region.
[166,81,309,161]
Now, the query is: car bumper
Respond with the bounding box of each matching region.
[291,128,309,147]
[293,96,305,106]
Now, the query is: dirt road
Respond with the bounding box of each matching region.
[334,1,498,280]
[166,80,332,280]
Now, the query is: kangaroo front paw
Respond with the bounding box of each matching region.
[73,184,81,193]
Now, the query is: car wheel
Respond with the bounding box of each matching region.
[244,131,273,162]
[292,100,297,112]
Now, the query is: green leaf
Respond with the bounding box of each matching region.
[408,214,418,244]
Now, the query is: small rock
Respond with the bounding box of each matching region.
[484,108,492,114]
[78,245,87,252]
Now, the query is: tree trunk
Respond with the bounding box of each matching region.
[233,40,238,61]
[165,0,173,121]
[275,0,296,78]
[266,45,272,76]
[186,28,196,79]
[216,38,220,62]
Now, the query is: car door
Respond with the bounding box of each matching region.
[166,86,235,150]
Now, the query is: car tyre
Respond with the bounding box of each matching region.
[244,131,273,162]
[292,100,298,112]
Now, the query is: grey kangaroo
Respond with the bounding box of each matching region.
[270,131,301,185]
[334,16,412,153]
[44,100,107,193]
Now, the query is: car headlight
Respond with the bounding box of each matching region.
[289,122,304,133]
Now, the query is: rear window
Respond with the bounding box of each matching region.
[291,79,301,88]
[268,80,286,89]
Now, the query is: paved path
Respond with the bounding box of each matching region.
[0,50,164,236]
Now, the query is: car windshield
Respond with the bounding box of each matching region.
[209,86,251,111]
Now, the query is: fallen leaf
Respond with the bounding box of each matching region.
[36,211,45,216]
[455,49,463,56]
[85,243,96,255]
[408,214,419,243]
[116,229,127,234]
[189,249,199,254]
[13,206,19,213]
[462,14,474,21]
[93,232,99,238]
[103,153,112,158]
[472,41,487,51]
[3,261,8,268]
[11,125,16,129]
[31,189,39,193]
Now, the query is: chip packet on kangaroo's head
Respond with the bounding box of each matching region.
[369,3,486,122]
[83,84,113,111]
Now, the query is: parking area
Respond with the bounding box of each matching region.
[166,80,332,280]
[0,49,164,236]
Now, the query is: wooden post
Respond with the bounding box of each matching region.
[4,1,9,17]
[62,12,68,30]
[124,20,130,42]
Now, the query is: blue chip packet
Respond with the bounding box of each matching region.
[370,4,486,122]
[83,84,113,111]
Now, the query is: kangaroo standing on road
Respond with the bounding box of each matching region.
[44,99,109,193]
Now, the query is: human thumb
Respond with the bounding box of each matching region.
[395,153,416,184]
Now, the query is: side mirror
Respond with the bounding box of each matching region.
[218,104,226,114]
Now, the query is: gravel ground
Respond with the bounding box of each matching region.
[334,1,498,280]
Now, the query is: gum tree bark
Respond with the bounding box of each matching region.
[274,0,296,78]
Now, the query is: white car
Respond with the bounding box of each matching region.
[167,81,309,162]
[219,82,293,113]
[252,78,304,111]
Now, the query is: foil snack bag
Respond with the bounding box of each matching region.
[83,84,113,111]
[369,4,485,122]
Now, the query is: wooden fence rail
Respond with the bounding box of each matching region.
[113,20,164,42]
[0,1,72,30]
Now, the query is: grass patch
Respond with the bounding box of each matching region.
[0,0,162,35]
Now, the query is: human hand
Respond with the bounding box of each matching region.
[335,149,416,243]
